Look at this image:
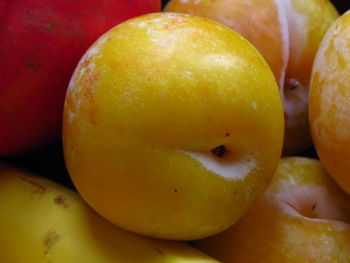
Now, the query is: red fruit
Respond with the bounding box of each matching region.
[0,0,160,155]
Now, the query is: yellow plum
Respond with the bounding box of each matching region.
[63,13,284,240]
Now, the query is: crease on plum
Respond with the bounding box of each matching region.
[281,199,350,231]
[274,0,289,94]
[272,188,350,231]
[283,0,309,69]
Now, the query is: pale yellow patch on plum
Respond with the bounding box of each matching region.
[178,150,256,180]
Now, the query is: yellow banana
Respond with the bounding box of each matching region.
[0,163,219,263]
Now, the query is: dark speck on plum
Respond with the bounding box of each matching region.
[211,145,228,158]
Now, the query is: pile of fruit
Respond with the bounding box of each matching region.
[1,0,350,262]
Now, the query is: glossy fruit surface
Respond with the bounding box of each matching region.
[0,163,219,263]
[63,12,284,240]
[309,11,350,194]
[196,157,350,263]
[165,0,339,154]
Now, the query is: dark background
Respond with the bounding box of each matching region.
[1,0,349,189]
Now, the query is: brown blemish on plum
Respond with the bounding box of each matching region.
[312,203,317,210]
[225,133,230,137]
[174,189,178,193]
[211,145,228,158]
[19,176,47,195]
[54,195,69,208]
[43,231,60,256]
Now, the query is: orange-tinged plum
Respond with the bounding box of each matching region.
[196,157,350,263]
[63,13,284,240]
[165,0,339,155]
[309,11,350,194]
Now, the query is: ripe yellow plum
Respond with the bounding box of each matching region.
[63,13,284,240]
